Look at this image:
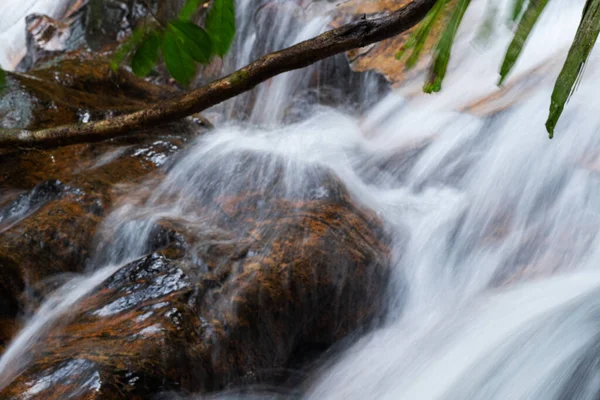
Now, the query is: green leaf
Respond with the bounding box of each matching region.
[0,68,5,91]
[169,20,213,64]
[396,0,447,68]
[511,0,527,22]
[499,0,549,85]
[131,32,161,77]
[110,25,147,71]
[179,0,208,20]
[546,0,600,138]
[205,0,236,56]
[424,0,472,93]
[162,28,197,86]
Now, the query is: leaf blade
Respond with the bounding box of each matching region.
[131,31,161,77]
[205,0,236,56]
[396,0,448,68]
[511,0,527,22]
[424,0,472,93]
[546,0,600,138]
[162,28,197,86]
[499,0,550,85]
[169,20,213,64]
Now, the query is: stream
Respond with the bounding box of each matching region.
[3,0,600,398]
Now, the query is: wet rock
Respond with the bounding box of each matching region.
[200,194,391,390]
[0,172,391,398]
[3,54,178,130]
[0,1,395,396]
[0,0,209,351]
[0,136,188,351]
[0,252,199,399]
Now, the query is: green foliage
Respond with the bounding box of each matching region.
[397,0,600,138]
[132,31,161,77]
[205,0,236,56]
[111,0,236,86]
[499,0,550,85]
[162,21,213,85]
[395,0,448,69]
[0,68,5,90]
[163,28,197,86]
[546,0,600,137]
[424,0,471,93]
[169,21,213,64]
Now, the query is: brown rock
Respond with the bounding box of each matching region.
[3,54,178,131]
[0,137,186,351]
[0,169,391,398]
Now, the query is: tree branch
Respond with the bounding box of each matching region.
[0,0,437,149]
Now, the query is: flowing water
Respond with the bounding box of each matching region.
[3,0,600,398]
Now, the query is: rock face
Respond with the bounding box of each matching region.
[0,169,391,398]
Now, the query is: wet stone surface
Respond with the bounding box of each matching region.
[0,171,392,398]
[0,133,190,353]
[1,252,200,399]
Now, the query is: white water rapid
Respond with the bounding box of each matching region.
[3,0,600,398]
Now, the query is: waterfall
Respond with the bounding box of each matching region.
[3,0,600,398]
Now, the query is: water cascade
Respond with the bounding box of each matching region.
[2,0,600,398]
